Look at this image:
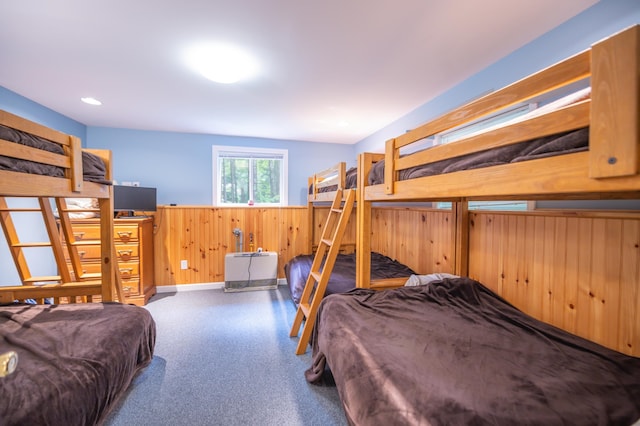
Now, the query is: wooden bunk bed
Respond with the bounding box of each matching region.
[0,110,156,425]
[289,158,415,306]
[307,25,640,425]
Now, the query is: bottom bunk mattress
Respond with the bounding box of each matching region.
[305,277,640,426]
[284,252,415,305]
[0,302,156,426]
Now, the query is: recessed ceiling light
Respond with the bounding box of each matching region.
[186,43,259,84]
[81,97,102,106]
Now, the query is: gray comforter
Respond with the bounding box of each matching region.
[368,128,589,185]
[306,277,640,425]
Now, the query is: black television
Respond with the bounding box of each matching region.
[113,185,157,214]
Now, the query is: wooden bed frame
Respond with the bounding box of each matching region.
[355,25,640,354]
[0,109,120,303]
[307,161,357,254]
[307,161,349,203]
[307,153,406,289]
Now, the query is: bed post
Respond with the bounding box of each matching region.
[384,138,397,195]
[356,153,372,288]
[307,177,314,254]
[589,24,639,178]
[452,200,469,277]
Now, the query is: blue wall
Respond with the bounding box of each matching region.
[87,127,354,206]
[0,86,87,142]
[355,0,640,153]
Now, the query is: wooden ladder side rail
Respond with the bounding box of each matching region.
[0,196,124,304]
[289,188,356,355]
[55,198,97,282]
[56,198,126,303]
[0,197,34,284]
[39,198,74,284]
[56,197,125,303]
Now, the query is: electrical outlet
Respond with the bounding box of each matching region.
[180,260,188,270]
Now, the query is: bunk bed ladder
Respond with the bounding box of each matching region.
[0,196,124,303]
[289,188,356,355]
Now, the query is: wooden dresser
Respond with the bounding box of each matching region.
[62,217,156,306]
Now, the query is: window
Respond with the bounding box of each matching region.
[433,103,536,211]
[435,103,534,145]
[213,146,288,206]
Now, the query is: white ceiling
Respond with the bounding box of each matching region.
[0,0,598,144]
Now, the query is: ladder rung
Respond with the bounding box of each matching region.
[78,272,101,280]
[299,302,311,318]
[23,276,62,283]
[68,241,101,247]
[59,208,100,213]
[330,208,342,214]
[310,271,321,283]
[13,242,52,248]
[0,207,42,212]
[320,238,333,247]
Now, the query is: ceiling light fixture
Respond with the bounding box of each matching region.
[81,97,102,106]
[186,43,259,84]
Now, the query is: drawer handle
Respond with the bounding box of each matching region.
[117,231,132,238]
[117,250,133,260]
[78,251,86,259]
[73,232,85,241]
[119,268,133,278]
[123,286,133,292]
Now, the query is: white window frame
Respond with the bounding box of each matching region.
[212,146,288,206]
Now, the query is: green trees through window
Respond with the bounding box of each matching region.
[213,146,288,206]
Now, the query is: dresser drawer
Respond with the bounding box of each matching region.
[70,224,139,244]
[80,261,140,279]
[121,278,141,297]
[71,244,139,262]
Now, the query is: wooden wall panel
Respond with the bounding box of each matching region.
[312,206,357,252]
[468,210,640,356]
[154,206,308,285]
[370,207,454,275]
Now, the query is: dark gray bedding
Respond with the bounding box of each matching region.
[309,167,358,194]
[306,277,640,426]
[368,128,589,185]
[0,302,156,426]
[0,124,111,185]
[284,252,415,305]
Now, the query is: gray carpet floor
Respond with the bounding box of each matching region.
[103,285,348,426]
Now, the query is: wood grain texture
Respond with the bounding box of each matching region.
[154,206,309,285]
[468,210,640,356]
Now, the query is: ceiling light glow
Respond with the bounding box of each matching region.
[186,43,259,84]
[81,97,102,106]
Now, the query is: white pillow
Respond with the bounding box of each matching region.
[56,198,99,219]
[404,273,459,287]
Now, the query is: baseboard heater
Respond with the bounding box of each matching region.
[224,252,278,292]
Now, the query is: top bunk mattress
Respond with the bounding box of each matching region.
[309,166,358,194]
[0,124,110,185]
[368,127,588,185]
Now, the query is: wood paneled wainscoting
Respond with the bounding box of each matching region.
[154,206,309,285]
[468,210,640,356]
[369,206,455,276]
[311,205,455,276]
